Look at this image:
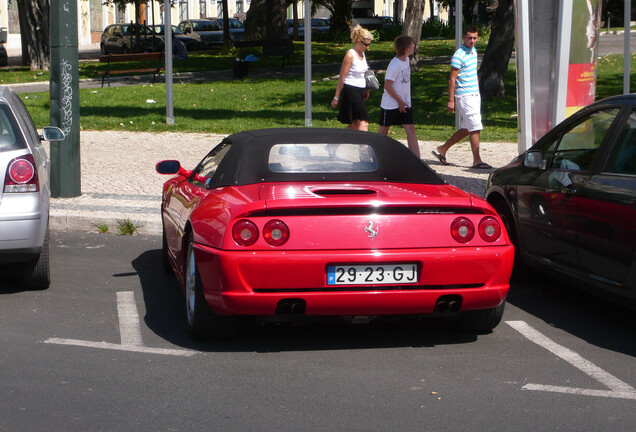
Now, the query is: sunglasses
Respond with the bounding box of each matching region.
[361,41,371,46]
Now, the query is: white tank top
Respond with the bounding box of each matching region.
[343,49,368,89]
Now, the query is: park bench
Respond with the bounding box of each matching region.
[98,52,164,87]
[233,38,294,70]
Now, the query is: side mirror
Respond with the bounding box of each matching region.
[524,150,545,169]
[156,160,181,175]
[41,126,64,142]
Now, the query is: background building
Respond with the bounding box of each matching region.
[0,1,448,53]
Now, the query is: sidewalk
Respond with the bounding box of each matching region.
[47,130,520,236]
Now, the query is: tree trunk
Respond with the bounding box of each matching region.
[222,0,231,47]
[328,0,352,34]
[245,0,267,40]
[292,1,300,40]
[403,0,426,70]
[393,0,402,24]
[478,0,515,97]
[265,0,287,39]
[18,0,50,70]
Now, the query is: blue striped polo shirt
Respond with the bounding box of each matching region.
[451,44,479,96]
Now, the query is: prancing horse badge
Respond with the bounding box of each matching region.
[364,221,378,240]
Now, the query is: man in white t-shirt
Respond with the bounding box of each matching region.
[378,35,420,158]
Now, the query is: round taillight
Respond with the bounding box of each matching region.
[8,159,35,184]
[263,219,289,246]
[450,217,475,243]
[478,216,502,242]
[232,220,258,246]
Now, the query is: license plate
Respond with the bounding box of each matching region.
[327,264,418,285]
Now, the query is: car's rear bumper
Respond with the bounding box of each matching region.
[0,193,46,261]
[194,244,514,316]
[0,215,44,261]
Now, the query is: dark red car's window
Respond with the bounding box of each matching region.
[604,109,636,176]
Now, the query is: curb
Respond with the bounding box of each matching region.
[49,212,162,236]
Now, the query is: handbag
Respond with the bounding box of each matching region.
[364,69,380,91]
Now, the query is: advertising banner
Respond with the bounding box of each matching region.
[566,0,602,117]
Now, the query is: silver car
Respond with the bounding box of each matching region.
[178,19,224,50]
[0,86,64,289]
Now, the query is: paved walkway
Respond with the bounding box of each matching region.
[46,131,520,236]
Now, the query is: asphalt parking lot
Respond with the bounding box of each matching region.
[1,231,634,431]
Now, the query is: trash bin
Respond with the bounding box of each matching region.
[0,45,7,67]
[0,27,7,67]
[233,59,248,79]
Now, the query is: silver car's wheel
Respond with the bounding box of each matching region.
[184,233,240,339]
[21,225,50,290]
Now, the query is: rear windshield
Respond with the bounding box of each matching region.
[268,143,378,173]
[0,103,26,152]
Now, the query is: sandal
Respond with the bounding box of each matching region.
[431,151,449,166]
[471,162,493,169]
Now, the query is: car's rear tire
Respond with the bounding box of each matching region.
[457,301,505,334]
[21,226,51,290]
[184,232,239,339]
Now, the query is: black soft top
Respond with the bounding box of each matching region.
[205,128,445,187]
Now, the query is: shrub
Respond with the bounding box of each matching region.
[421,19,455,39]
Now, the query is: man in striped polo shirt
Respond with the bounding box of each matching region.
[432,26,491,169]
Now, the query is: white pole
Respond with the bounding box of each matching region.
[553,0,572,127]
[455,0,462,129]
[164,0,174,125]
[515,0,533,153]
[304,0,312,126]
[625,0,631,94]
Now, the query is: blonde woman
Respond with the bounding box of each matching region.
[331,25,374,131]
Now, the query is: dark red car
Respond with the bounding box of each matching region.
[486,94,636,307]
[157,128,514,339]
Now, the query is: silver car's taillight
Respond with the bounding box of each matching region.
[4,154,39,193]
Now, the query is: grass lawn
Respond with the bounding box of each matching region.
[8,39,635,142]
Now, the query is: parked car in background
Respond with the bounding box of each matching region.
[287,19,305,38]
[379,16,398,28]
[156,128,513,339]
[0,86,64,289]
[100,23,162,54]
[177,19,223,50]
[311,18,330,33]
[351,1,383,30]
[150,24,196,52]
[209,17,245,42]
[485,94,636,308]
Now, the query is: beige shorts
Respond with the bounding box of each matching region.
[456,93,483,132]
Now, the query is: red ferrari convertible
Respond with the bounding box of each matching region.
[157,128,514,339]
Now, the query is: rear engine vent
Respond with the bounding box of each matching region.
[313,189,377,196]
[250,207,482,217]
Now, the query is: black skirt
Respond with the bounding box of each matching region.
[338,84,369,125]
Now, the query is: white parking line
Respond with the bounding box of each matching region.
[117,291,143,346]
[44,338,196,357]
[506,320,636,400]
[44,291,196,357]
